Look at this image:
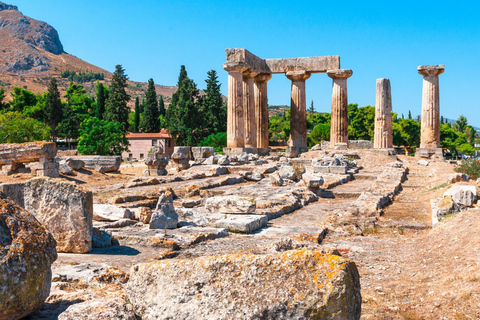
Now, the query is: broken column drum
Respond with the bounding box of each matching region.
[286,71,311,150]
[374,78,393,149]
[328,69,353,148]
[223,62,249,149]
[418,65,444,150]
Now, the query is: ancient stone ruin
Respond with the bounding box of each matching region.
[223,48,353,154]
[0,142,59,177]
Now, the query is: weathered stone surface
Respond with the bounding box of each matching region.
[65,155,121,173]
[444,185,477,207]
[418,160,429,166]
[58,160,73,175]
[213,214,268,233]
[328,69,353,148]
[126,249,361,320]
[102,219,138,229]
[57,298,136,320]
[286,71,310,150]
[302,173,324,188]
[374,78,393,149]
[0,141,56,166]
[139,207,153,224]
[270,172,284,186]
[93,204,135,222]
[92,227,112,248]
[0,195,57,320]
[447,173,470,184]
[205,196,256,214]
[239,170,264,181]
[311,144,322,151]
[171,146,191,170]
[191,147,215,161]
[24,177,93,253]
[0,182,25,207]
[181,198,202,208]
[217,155,230,165]
[278,165,297,180]
[149,192,178,229]
[65,158,85,170]
[176,208,208,227]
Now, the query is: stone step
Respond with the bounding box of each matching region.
[353,174,376,181]
[376,219,431,230]
[213,214,268,234]
[318,190,361,199]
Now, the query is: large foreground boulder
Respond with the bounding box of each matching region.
[126,249,361,320]
[24,178,93,253]
[0,195,57,320]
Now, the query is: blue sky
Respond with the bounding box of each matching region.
[8,1,480,125]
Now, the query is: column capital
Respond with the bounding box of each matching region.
[417,65,445,77]
[327,69,353,79]
[285,70,311,81]
[254,73,272,83]
[223,62,250,74]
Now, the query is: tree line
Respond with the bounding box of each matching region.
[269,103,477,155]
[0,64,227,155]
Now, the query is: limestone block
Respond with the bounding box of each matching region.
[32,160,59,178]
[92,227,112,248]
[191,147,215,161]
[149,193,178,229]
[59,160,73,175]
[270,172,284,186]
[139,207,153,224]
[417,160,429,166]
[213,214,268,233]
[218,155,230,165]
[0,195,57,320]
[181,198,202,208]
[0,182,25,207]
[65,158,85,170]
[278,165,297,180]
[126,249,361,320]
[93,204,135,222]
[24,177,93,253]
[143,168,168,176]
[0,141,56,166]
[205,196,256,214]
[444,185,477,207]
[239,171,265,182]
[302,173,324,188]
[203,155,216,165]
[176,208,209,227]
[68,156,121,173]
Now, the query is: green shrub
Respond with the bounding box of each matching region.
[198,132,226,153]
[454,160,480,179]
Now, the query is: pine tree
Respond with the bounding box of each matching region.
[44,78,63,142]
[95,81,105,120]
[134,97,140,132]
[309,100,314,113]
[140,78,160,133]
[177,65,187,86]
[199,70,226,139]
[165,66,200,146]
[159,95,165,117]
[104,65,130,131]
[441,115,444,124]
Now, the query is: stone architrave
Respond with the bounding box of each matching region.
[418,65,444,152]
[374,78,393,149]
[328,69,353,149]
[286,70,311,150]
[223,62,250,149]
[254,73,272,153]
[243,71,256,149]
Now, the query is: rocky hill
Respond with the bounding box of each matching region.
[0,2,176,105]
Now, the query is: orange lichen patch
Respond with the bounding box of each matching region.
[92,267,129,284]
[295,233,318,243]
[150,237,180,250]
[154,249,179,260]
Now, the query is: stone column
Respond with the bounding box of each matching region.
[223,62,249,149]
[254,73,272,154]
[374,78,393,149]
[286,70,311,151]
[243,71,256,150]
[418,65,444,152]
[328,69,353,149]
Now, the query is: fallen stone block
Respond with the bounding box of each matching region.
[0,195,57,320]
[69,155,121,173]
[93,204,135,222]
[239,170,265,182]
[92,227,112,248]
[24,177,93,253]
[126,249,362,320]
[58,160,74,175]
[176,208,209,227]
[102,218,138,229]
[150,192,178,229]
[213,214,268,233]
[191,146,214,161]
[217,155,230,165]
[0,182,25,207]
[270,172,284,186]
[417,159,429,166]
[278,165,297,180]
[205,195,256,214]
[444,185,477,207]
[172,226,228,245]
[302,173,324,188]
[181,198,203,208]
[65,157,85,170]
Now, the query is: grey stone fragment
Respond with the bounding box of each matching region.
[176,208,209,227]
[205,196,256,214]
[213,214,268,233]
[278,165,296,180]
[443,185,477,207]
[217,156,230,165]
[417,160,429,166]
[181,198,203,208]
[239,171,265,182]
[270,172,284,186]
[0,182,25,207]
[150,193,178,229]
[65,158,85,170]
[93,204,135,222]
[102,219,138,229]
[59,160,74,175]
[302,173,324,188]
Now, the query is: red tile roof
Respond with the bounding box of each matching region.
[126,130,171,139]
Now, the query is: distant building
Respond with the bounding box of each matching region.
[122,129,174,160]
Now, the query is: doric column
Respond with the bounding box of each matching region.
[223,62,249,148]
[418,65,444,149]
[243,71,256,149]
[286,70,311,150]
[254,73,272,151]
[327,69,353,149]
[374,78,393,149]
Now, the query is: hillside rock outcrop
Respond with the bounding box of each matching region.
[0,194,57,320]
[126,249,361,319]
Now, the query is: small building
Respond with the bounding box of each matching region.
[122,129,174,160]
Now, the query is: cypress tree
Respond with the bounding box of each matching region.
[95,81,105,120]
[104,64,130,131]
[408,110,412,120]
[159,95,165,117]
[200,70,225,138]
[44,78,63,142]
[134,97,140,132]
[140,78,160,133]
[165,66,200,146]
